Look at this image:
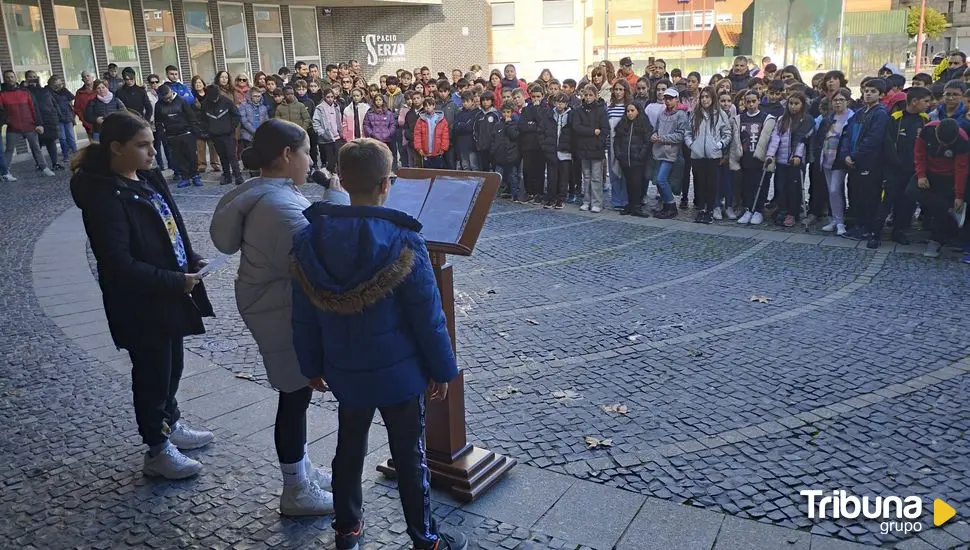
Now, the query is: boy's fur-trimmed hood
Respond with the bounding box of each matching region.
[290,202,423,316]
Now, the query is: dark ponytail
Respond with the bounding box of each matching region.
[240,118,307,170]
[70,111,149,173]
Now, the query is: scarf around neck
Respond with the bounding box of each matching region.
[98,91,115,104]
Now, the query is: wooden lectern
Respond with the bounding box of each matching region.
[376,167,515,502]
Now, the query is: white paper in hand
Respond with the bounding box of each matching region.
[198,254,230,278]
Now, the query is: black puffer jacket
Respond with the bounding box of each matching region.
[538,107,572,158]
[518,102,544,152]
[490,118,521,165]
[613,110,654,167]
[26,85,59,134]
[200,94,240,137]
[154,95,199,137]
[85,95,126,132]
[70,161,213,350]
[115,84,153,120]
[570,98,610,160]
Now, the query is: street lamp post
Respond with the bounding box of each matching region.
[782,0,795,66]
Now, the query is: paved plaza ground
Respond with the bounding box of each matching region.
[1,162,969,550]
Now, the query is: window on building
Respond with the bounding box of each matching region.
[143,0,178,73]
[183,2,214,79]
[542,0,572,27]
[219,3,250,78]
[54,0,96,92]
[100,0,140,78]
[491,2,514,27]
[657,12,690,33]
[962,0,967,13]
[948,1,954,15]
[290,6,319,66]
[2,0,51,81]
[254,5,284,73]
[692,10,714,30]
[615,18,642,36]
[716,13,732,23]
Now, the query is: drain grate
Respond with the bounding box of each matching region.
[201,339,237,352]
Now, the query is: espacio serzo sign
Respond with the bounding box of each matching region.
[361,34,406,66]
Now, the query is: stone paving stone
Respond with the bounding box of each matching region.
[617,497,723,550]
[809,534,881,549]
[461,464,574,528]
[713,515,812,549]
[533,482,645,549]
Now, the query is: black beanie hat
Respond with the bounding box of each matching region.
[938,118,959,144]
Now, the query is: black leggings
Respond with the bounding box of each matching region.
[692,158,719,211]
[275,386,313,464]
[211,135,240,177]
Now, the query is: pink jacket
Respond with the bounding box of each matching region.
[341,101,370,142]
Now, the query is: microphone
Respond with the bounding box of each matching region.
[309,168,334,189]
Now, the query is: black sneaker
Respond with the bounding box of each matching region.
[435,530,468,550]
[335,522,362,550]
[543,201,553,209]
[679,198,689,210]
[53,163,65,171]
[866,235,881,249]
[554,200,565,209]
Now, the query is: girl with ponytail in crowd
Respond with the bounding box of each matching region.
[210,119,349,517]
[70,111,215,480]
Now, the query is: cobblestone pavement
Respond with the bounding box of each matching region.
[3,164,970,549]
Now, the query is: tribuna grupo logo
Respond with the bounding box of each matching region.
[800,490,924,535]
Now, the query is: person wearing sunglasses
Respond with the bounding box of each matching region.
[234,74,251,105]
[145,75,171,172]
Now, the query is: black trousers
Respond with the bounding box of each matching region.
[680,145,693,203]
[308,131,320,168]
[522,150,545,197]
[881,170,916,234]
[275,386,312,464]
[774,163,803,218]
[621,163,646,209]
[168,133,199,178]
[544,158,571,202]
[333,395,439,547]
[128,337,184,447]
[211,134,241,178]
[808,162,828,217]
[570,158,583,196]
[907,175,957,243]
[850,168,884,232]
[691,158,719,211]
[740,155,769,212]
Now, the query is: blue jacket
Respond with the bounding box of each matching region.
[167,81,194,104]
[291,203,458,408]
[838,103,889,172]
[451,107,482,155]
[238,99,269,142]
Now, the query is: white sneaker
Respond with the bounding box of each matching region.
[836,223,847,236]
[308,465,333,491]
[725,207,737,220]
[280,482,335,516]
[923,241,942,258]
[579,203,590,212]
[1,173,16,182]
[143,444,202,479]
[169,421,214,450]
[821,221,837,232]
[750,212,764,225]
[591,205,602,213]
[712,207,723,221]
[42,168,56,177]
[737,210,752,224]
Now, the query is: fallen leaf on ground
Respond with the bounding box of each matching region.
[524,318,540,326]
[749,295,771,304]
[627,334,640,342]
[584,436,614,449]
[687,349,703,357]
[552,389,583,403]
[235,372,254,380]
[490,385,520,400]
[601,404,629,415]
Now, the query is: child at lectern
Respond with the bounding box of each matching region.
[289,137,467,550]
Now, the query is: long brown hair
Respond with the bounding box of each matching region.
[691,86,719,135]
[71,111,150,173]
[778,91,809,133]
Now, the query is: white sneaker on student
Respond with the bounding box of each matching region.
[750,212,764,225]
[1,173,16,182]
[821,220,837,232]
[923,241,942,258]
[725,207,737,220]
[169,421,214,450]
[590,205,602,213]
[712,207,723,221]
[143,443,202,479]
[737,210,752,224]
[836,223,847,236]
[280,481,335,516]
[42,168,56,177]
[579,203,590,212]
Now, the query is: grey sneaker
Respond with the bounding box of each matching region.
[435,530,469,550]
[143,444,202,479]
[169,421,214,450]
[923,241,942,258]
[280,481,334,517]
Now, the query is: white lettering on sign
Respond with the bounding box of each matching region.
[362,34,406,66]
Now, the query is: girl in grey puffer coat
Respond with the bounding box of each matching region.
[684,87,732,221]
[651,92,688,218]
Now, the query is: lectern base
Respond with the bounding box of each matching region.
[377,445,516,502]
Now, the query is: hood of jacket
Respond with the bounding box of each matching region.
[935,101,967,121]
[291,202,422,315]
[210,177,308,256]
[420,111,444,152]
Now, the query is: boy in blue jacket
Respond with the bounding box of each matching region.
[290,138,467,550]
[452,90,483,171]
[839,78,890,243]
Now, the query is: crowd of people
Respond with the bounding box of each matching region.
[6,52,970,257]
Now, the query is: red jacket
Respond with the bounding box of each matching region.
[413,112,450,157]
[0,86,39,133]
[74,86,98,133]
[914,120,969,200]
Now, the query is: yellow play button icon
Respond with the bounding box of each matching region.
[934,499,957,527]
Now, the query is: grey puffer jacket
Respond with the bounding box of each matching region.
[685,109,732,160]
[652,107,688,163]
[209,177,349,393]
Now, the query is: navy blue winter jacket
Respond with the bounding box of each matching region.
[838,103,889,173]
[291,203,459,408]
[452,107,483,155]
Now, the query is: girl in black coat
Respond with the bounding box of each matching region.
[84,79,126,139]
[70,111,215,480]
[613,103,654,216]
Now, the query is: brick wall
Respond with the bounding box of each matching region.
[0,3,11,71]
[129,0,154,77]
[171,0,192,78]
[208,0,225,69]
[280,5,294,67]
[39,0,65,76]
[88,0,110,74]
[243,3,260,76]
